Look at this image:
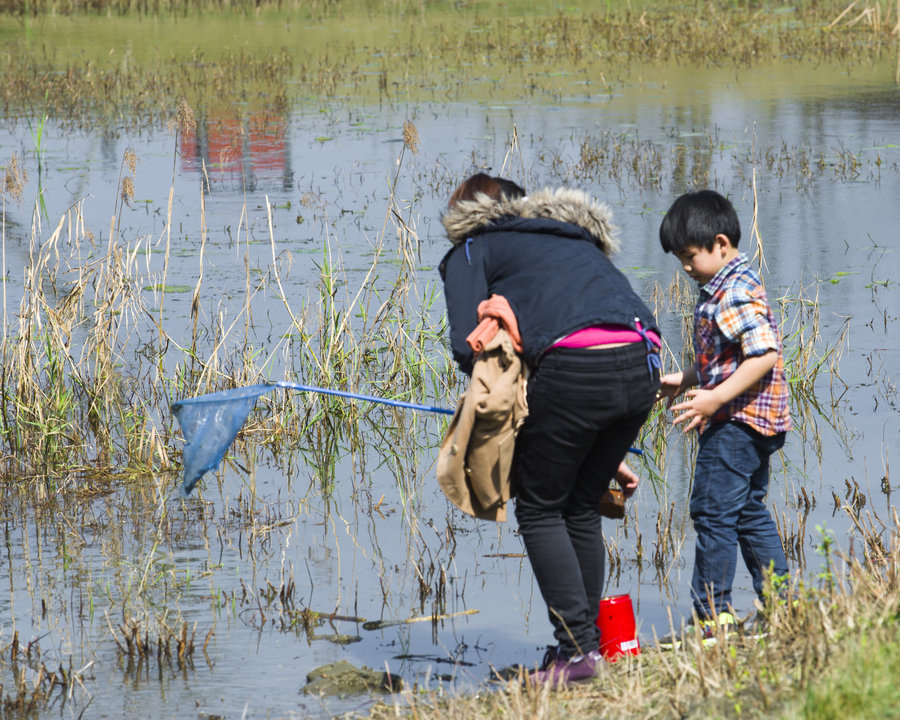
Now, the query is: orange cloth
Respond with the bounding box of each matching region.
[466,294,524,355]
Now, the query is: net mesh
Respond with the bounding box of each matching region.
[171,384,276,496]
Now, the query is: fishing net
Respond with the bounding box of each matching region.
[171,381,453,497]
[171,384,277,497]
[171,381,638,499]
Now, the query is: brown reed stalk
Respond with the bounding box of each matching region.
[749,125,769,277]
[158,101,197,343]
[188,166,207,373]
[499,122,527,189]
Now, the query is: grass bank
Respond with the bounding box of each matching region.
[1,0,897,130]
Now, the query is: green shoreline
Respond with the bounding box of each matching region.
[2,1,897,129]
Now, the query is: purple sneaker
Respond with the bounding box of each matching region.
[529,648,602,686]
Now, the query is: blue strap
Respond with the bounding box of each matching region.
[634,319,662,377]
[464,237,474,266]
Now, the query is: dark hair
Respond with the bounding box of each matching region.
[447,173,526,209]
[659,189,741,253]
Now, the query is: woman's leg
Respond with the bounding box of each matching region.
[514,345,658,657]
[569,409,654,622]
[514,381,601,657]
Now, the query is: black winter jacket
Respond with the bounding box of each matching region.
[439,187,660,374]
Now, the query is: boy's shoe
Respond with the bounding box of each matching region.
[657,611,737,650]
[740,612,768,640]
[528,648,602,686]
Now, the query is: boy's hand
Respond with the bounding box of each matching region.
[613,461,639,498]
[669,352,778,433]
[670,388,722,433]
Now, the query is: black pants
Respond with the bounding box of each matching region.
[514,344,659,657]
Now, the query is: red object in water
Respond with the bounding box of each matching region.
[596,593,641,661]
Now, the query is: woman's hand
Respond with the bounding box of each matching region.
[614,461,639,499]
[658,366,699,407]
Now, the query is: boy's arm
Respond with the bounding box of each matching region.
[670,350,777,433]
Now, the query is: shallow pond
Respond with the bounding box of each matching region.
[1,10,899,719]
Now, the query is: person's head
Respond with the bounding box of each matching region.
[447,173,526,209]
[659,190,741,284]
[659,190,741,254]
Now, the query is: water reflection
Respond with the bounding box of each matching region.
[180,111,294,193]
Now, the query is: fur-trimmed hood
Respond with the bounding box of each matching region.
[441,186,619,256]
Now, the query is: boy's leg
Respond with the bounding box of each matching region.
[737,430,789,602]
[689,422,757,618]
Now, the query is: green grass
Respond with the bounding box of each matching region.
[787,623,900,719]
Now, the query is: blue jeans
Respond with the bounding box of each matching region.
[514,344,659,657]
[690,421,788,618]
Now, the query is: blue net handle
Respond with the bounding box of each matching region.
[172,382,643,497]
[272,381,454,416]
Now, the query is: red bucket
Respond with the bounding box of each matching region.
[596,593,641,661]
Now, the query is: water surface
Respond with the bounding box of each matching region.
[1,16,899,719]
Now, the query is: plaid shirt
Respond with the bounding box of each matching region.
[694,253,792,436]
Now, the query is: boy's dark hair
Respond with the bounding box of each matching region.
[659,189,741,253]
[448,173,526,209]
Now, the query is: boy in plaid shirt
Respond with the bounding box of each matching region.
[657,190,791,644]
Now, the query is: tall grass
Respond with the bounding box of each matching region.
[1,1,897,133]
[0,107,460,713]
[0,0,431,16]
[0,111,454,503]
[3,0,900,30]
